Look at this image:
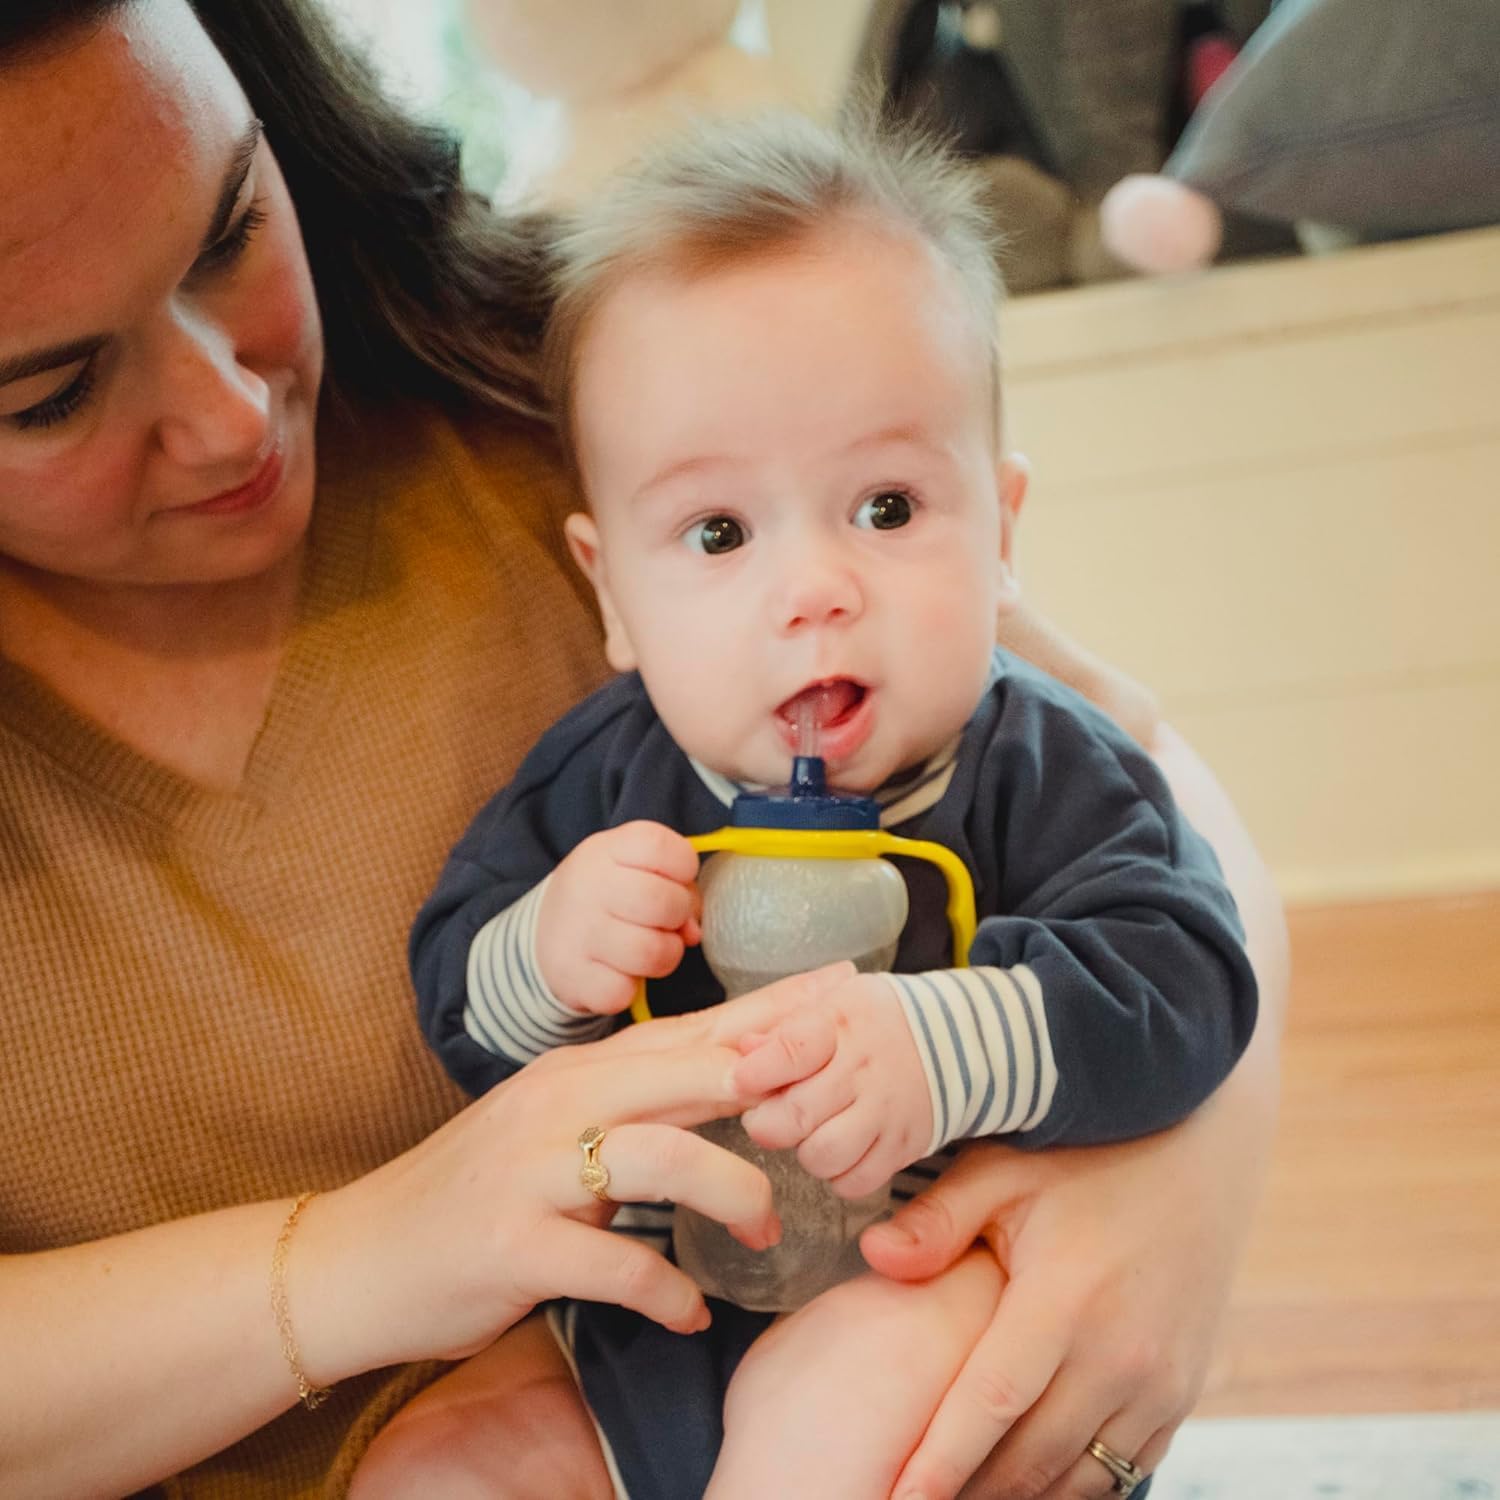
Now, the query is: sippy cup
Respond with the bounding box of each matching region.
[636,700,976,1312]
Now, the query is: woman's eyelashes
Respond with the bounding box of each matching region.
[192,199,267,278]
[10,358,99,433]
[7,200,270,434]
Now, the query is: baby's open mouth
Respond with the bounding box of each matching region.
[776,678,868,736]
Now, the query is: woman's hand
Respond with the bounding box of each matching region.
[860,1109,1262,1498]
[859,722,1291,1499]
[295,965,850,1383]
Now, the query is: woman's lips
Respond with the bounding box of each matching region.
[174,442,285,517]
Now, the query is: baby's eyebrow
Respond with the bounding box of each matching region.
[631,452,739,505]
[843,423,935,454]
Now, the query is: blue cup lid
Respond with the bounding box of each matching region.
[729,755,879,831]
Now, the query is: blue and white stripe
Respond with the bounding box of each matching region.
[463,877,610,1065]
[885,963,1057,1153]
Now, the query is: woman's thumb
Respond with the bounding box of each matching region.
[861,1144,1019,1281]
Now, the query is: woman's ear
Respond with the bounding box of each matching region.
[563,512,638,672]
[995,453,1030,616]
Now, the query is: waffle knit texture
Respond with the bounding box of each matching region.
[0,399,608,1498]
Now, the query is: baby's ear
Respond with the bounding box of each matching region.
[998,452,1029,528]
[994,454,1029,615]
[563,513,638,672]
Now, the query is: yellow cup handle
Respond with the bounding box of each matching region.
[629,827,976,1023]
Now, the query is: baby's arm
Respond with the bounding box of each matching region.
[740,681,1258,1179]
[415,821,700,1091]
[411,677,702,1096]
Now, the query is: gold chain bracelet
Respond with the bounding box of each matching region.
[270,1191,334,1410]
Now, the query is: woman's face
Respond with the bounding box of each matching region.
[0,0,324,589]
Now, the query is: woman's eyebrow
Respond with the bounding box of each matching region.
[0,122,265,390]
[197,117,263,255]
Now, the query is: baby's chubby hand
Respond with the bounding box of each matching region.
[536,821,701,1016]
[734,973,933,1200]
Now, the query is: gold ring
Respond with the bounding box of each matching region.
[1087,1437,1146,1497]
[577,1125,613,1202]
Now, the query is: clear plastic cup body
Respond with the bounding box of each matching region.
[672,852,908,1311]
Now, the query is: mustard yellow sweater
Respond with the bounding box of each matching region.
[0,402,607,1497]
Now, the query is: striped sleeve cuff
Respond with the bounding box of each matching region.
[463,878,611,1065]
[885,965,1058,1155]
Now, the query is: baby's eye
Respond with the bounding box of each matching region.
[854,490,915,531]
[685,515,747,555]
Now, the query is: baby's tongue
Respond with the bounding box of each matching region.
[779,680,862,733]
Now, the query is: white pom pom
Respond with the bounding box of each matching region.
[1100,174,1224,275]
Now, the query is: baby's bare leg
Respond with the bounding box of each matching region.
[707,1249,1003,1500]
[349,1314,613,1500]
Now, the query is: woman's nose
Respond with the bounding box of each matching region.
[150,304,271,469]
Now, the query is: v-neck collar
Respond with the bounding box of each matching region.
[0,419,376,853]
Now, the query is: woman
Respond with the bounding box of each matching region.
[0,2,1287,1497]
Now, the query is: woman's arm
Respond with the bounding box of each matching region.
[859,722,1289,1499]
[0,969,842,1500]
[997,600,1162,750]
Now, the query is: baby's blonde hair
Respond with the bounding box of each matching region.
[542,110,1007,478]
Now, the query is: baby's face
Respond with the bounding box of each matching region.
[566,224,1022,792]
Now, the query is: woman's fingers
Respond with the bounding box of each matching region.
[735,1014,843,1115]
[1026,1412,1173,1500]
[860,1142,1023,1282]
[893,1281,1071,1500]
[541,1218,710,1336]
[707,961,856,1045]
[572,1123,779,1249]
[528,1036,746,1129]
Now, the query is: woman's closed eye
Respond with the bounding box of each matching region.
[6,356,100,433]
[5,199,269,434]
[192,199,267,279]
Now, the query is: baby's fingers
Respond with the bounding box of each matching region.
[607,820,701,883]
[594,919,685,981]
[602,865,700,935]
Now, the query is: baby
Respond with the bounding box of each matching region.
[409,113,1257,1499]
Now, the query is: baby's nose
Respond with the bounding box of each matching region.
[774,551,864,633]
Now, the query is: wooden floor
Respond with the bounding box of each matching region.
[1198,891,1500,1416]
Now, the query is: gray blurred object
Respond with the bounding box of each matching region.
[846,0,1292,289]
[1167,0,1500,238]
[989,0,1176,202]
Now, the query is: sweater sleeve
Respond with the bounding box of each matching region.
[889,681,1258,1151]
[409,680,636,1096]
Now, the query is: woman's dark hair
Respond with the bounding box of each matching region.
[2,0,556,418]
